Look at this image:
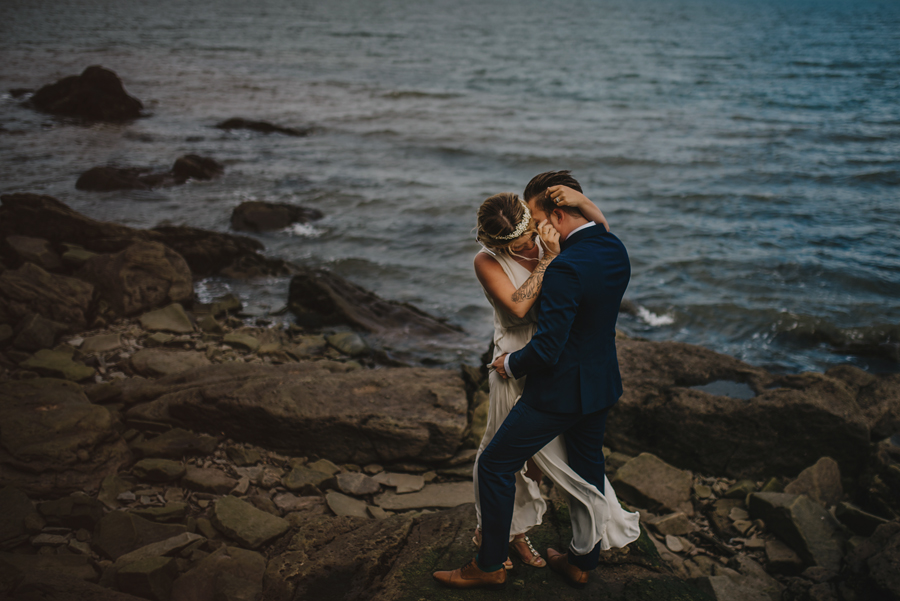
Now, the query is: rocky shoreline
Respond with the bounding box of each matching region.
[1,67,898,601]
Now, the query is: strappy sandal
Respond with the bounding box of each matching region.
[472,529,514,570]
[509,534,546,568]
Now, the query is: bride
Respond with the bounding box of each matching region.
[471,176,640,569]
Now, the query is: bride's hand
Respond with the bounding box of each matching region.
[547,185,590,210]
[537,219,561,256]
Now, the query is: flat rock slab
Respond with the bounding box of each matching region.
[132,459,186,482]
[131,348,210,378]
[326,491,371,518]
[130,428,218,459]
[81,333,123,353]
[612,453,694,516]
[114,532,205,569]
[182,467,238,495]
[0,378,131,497]
[374,482,474,510]
[372,472,425,494]
[122,362,467,465]
[223,333,260,353]
[139,303,194,333]
[211,496,290,549]
[93,510,187,560]
[20,348,95,381]
[131,503,189,523]
[274,494,326,514]
[747,492,845,571]
[336,472,381,496]
[283,466,332,493]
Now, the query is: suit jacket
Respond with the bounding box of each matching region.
[508,224,630,414]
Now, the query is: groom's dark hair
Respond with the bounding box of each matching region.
[523,170,584,218]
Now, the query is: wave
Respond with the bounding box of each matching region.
[381,90,462,100]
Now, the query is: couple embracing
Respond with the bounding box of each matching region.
[433,171,641,589]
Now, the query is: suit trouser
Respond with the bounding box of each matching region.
[477,401,610,571]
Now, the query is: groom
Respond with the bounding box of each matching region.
[433,171,630,589]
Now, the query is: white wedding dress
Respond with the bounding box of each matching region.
[473,245,641,554]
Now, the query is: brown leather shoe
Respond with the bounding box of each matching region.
[547,548,589,587]
[433,558,507,589]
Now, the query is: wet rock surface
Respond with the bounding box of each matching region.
[1,186,899,601]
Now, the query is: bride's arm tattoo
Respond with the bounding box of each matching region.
[512,254,555,303]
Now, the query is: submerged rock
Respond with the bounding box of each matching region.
[75,166,171,191]
[171,154,223,182]
[29,65,143,121]
[215,117,310,137]
[230,200,323,233]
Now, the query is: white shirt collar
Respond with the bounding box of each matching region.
[563,220,596,241]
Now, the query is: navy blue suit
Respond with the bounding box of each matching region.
[509,224,630,414]
[477,223,630,572]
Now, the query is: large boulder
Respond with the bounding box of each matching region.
[121,362,467,465]
[288,266,462,336]
[607,339,873,479]
[0,262,94,329]
[611,453,694,516]
[0,379,131,496]
[230,201,323,233]
[74,241,192,316]
[29,65,143,121]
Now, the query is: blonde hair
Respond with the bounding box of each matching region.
[475,192,537,256]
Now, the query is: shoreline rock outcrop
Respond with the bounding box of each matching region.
[28,66,144,122]
[76,155,224,192]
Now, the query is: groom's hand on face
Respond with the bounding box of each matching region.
[492,354,509,379]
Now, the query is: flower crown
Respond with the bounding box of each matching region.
[492,200,532,240]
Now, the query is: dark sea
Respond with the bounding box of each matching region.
[1,0,899,373]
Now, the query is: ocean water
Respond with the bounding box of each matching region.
[1,0,899,372]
